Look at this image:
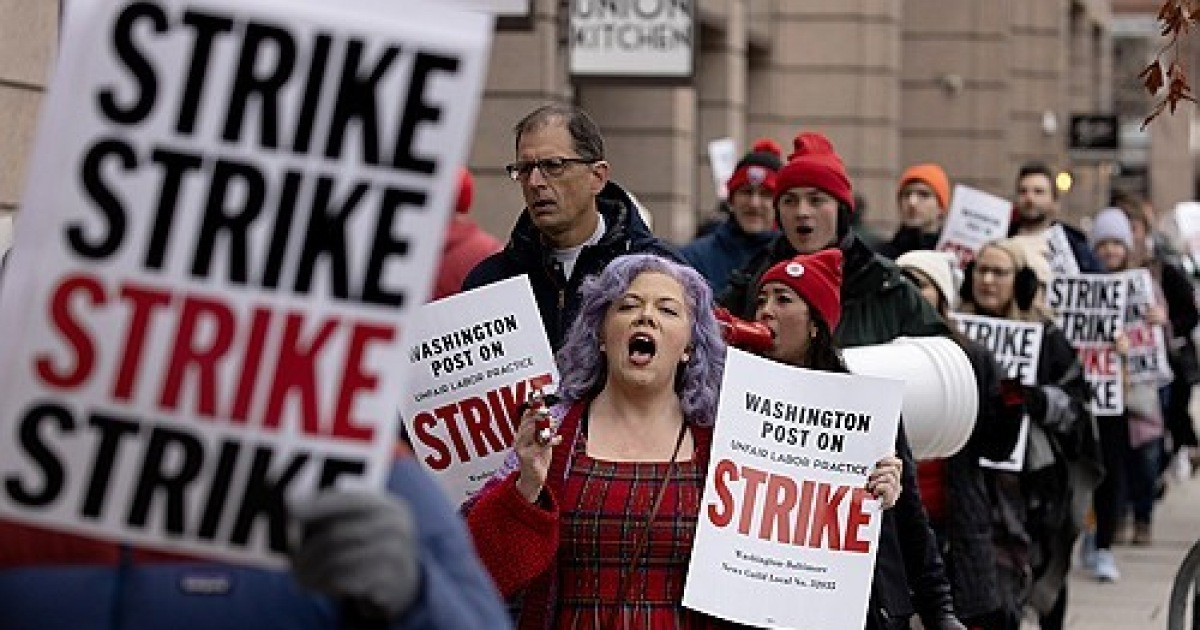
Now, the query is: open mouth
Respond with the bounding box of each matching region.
[627,333,657,366]
[531,199,556,211]
[795,225,815,236]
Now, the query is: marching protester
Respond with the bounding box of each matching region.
[1104,204,1199,543]
[879,164,952,259]
[1008,162,1103,273]
[722,132,963,629]
[1117,198,1200,482]
[463,104,681,349]
[0,446,509,630]
[895,250,1025,629]
[432,167,502,301]
[1081,208,1140,581]
[464,254,903,628]
[682,138,783,295]
[957,239,1102,630]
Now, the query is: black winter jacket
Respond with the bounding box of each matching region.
[681,217,777,296]
[1023,323,1102,614]
[722,233,958,630]
[878,227,940,260]
[461,182,681,350]
[936,341,1024,618]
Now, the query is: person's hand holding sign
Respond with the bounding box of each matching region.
[1146,304,1168,327]
[515,390,561,503]
[866,453,903,509]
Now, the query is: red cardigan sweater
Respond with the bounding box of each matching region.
[466,401,713,630]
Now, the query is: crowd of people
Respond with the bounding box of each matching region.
[2,101,1199,630]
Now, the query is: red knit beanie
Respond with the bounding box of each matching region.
[456,167,474,215]
[774,132,854,210]
[726,138,783,196]
[758,248,844,331]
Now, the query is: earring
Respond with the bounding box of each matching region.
[681,354,690,363]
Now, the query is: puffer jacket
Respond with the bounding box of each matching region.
[681,217,777,296]
[722,232,958,630]
[934,341,1024,619]
[462,181,681,350]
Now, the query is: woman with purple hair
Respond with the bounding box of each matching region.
[464,254,900,629]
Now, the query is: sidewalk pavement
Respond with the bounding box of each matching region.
[1049,465,1199,629]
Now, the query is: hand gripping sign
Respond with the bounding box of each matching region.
[0,0,492,568]
[952,313,1044,471]
[402,276,558,504]
[683,349,902,629]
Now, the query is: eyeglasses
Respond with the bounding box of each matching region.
[505,157,597,182]
[974,265,1014,279]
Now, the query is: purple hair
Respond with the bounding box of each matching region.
[553,254,726,427]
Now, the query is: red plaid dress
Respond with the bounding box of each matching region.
[553,427,736,629]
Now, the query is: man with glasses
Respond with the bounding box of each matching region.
[462,104,680,349]
[682,138,783,294]
[722,132,967,630]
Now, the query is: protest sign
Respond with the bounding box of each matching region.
[0,0,492,568]
[1046,225,1081,275]
[683,349,903,629]
[952,313,1043,471]
[403,276,557,503]
[1123,269,1174,386]
[952,314,1042,386]
[936,185,1012,267]
[1047,274,1128,415]
[1174,202,1200,258]
[708,137,738,201]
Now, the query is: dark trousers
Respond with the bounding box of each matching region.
[1093,414,1128,549]
[1126,438,1161,523]
[1038,584,1067,630]
[1166,377,1198,449]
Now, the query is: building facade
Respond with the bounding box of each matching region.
[1,0,1170,251]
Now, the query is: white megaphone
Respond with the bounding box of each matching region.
[0,213,12,257]
[843,337,978,460]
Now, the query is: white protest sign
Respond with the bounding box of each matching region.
[0,0,492,568]
[569,0,693,77]
[952,314,1043,386]
[403,276,557,504]
[443,0,530,17]
[1046,225,1081,275]
[1174,202,1200,258]
[1123,269,1174,386]
[951,314,1042,471]
[683,349,903,629]
[1047,275,1128,415]
[708,137,738,201]
[936,185,1012,268]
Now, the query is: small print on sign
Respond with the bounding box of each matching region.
[683,349,902,630]
[403,276,559,504]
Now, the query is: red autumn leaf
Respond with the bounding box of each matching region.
[1141,60,1165,94]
